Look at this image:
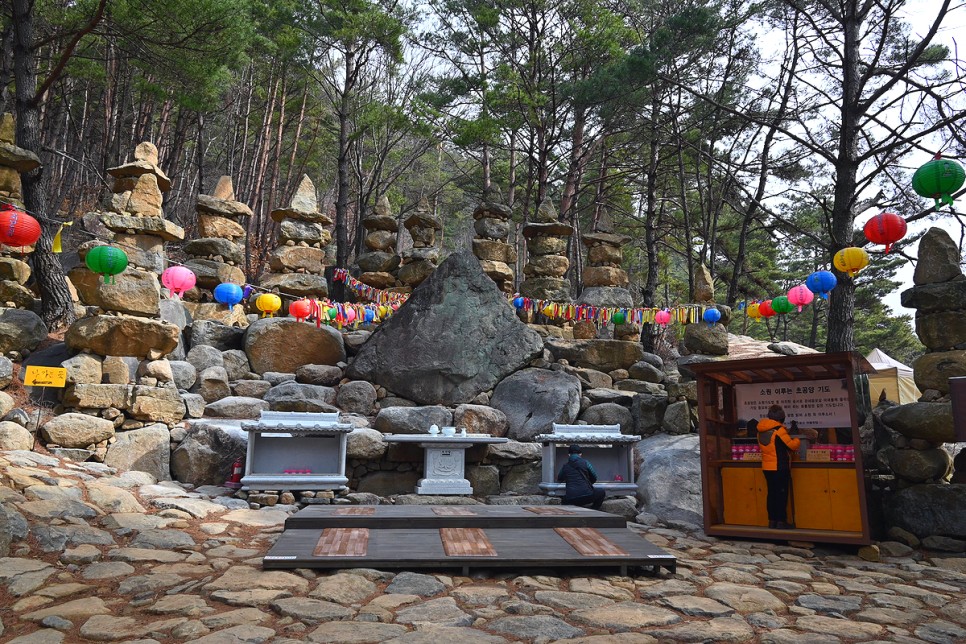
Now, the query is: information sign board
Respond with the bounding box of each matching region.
[22,366,67,388]
[735,378,851,428]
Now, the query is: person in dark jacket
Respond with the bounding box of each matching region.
[557,444,605,509]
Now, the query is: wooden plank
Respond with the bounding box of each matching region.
[432,507,478,516]
[555,527,629,557]
[440,528,497,557]
[523,506,576,516]
[333,507,376,516]
[313,528,369,556]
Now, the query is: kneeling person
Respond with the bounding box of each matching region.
[557,444,605,510]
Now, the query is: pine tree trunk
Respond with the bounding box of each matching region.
[12,0,75,329]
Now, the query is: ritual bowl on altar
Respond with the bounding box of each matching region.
[441,426,457,437]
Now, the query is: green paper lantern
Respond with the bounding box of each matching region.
[912,155,965,208]
[612,311,627,325]
[85,245,128,283]
[771,295,795,315]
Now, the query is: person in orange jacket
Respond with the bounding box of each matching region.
[757,404,817,529]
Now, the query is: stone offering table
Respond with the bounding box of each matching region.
[536,424,641,497]
[241,411,353,491]
[384,432,509,494]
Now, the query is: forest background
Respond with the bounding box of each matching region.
[2,0,965,364]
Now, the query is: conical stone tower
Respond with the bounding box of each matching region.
[519,199,572,302]
[471,185,515,293]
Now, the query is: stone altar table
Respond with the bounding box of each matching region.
[384,429,509,494]
[536,423,641,497]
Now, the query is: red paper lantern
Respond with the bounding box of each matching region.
[655,309,671,327]
[0,205,42,249]
[289,298,313,322]
[759,299,776,318]
[863,212,907,253]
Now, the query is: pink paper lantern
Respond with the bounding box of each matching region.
[161,266,196,299]
[787,284,814,312]
[655,309,672,327]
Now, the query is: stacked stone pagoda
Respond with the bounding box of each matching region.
[398,197,442,288]
[471,185,516,293]
[578,214,632,309]
[259,175,330,298]
[519,199,572,302]
[183,176,250,292]
[356,195,401,289]
[0,113,41,309]
[97,142,184,274]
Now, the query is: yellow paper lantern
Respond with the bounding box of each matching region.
[833,247,870,278]
[255,293,282,317]
[746,302,762,322]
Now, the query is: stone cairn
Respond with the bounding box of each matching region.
[519,199,572,304]
[183,176,250,296]
[575,212,635,341]
[471,185,516,293]
[259,174,331,299]
[52,142,188,462]
[355,195,401,290]
[398,197,443,289]
[875,227,963,490]
[0,113,41,309]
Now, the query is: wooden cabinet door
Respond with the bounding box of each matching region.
[721,467,761,526]
[791,468,833,530]
[828,469,863,532]
[753,469,772,527]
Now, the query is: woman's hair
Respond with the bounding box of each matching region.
[747,419,758,432]
[766,404,785,422]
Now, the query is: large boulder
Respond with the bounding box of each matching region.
[0,308,48,354]
[203,396,270,419]
[128,386,186,424]
[65,315,179,358]
[104,424,171,480]
[683,323,729,356]
[0,355,12,388]
[245,318,346,374]
[886,484,966,538]
[544,338,645,372]
[913,227,963,285]
[0,421,33,450]
[454,404,509,437]
[191,320,245,351]
[68,267,161,317]
[579,403,633,434]
[887,448,952,483]
[635,433,702,525]
[170,422,247,486]
[336,381,377,415]
[880,402,954,444]
[631,392,669,436]
[913,352,966,395]
[490,368,581,441]
[347,251,544,405]
[41,413,115,448]
[347,428,388,460]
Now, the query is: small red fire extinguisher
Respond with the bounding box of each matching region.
[225,459,244,489]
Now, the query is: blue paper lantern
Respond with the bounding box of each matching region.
[213,283,244,307]
[512,296,525,309]
[703,307,721,327]
[364,308,375,324]
[805,270,837,300]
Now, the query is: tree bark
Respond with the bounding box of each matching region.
[12,0,75,328]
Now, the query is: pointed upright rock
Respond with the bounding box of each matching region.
[347,251,544,405]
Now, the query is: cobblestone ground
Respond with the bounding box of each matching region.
[1,450,965,644]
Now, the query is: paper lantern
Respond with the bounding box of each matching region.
[289,298,313,322]
[512,296,525,309]
[805,270,837,299]
[912,154,965,208]
[834,247,870,278]
[759,299,776,318]
[161,266,196,299]
[256,293,282,317]
[364,308,375,324]
[85,245,128,284]
[345,307,357,323]
[0,205,42,249]
[655,309,671,327]
[213,283,243,307]
[864,212,907,253]
[772,295,795,315]
[746,302,762,322]
[703,307,721,327]
[612,311,627,325]
[787,284,814,312]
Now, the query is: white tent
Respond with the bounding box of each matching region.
[865,348,920,404]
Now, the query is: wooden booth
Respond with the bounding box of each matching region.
[690,352,874,545]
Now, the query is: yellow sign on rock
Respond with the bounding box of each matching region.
[23,366,67,388]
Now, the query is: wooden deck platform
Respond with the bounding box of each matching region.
[265,505,676,575]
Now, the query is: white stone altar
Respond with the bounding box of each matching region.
[240,411,354,491]
[384,428,509,494]
[536,423,641,497]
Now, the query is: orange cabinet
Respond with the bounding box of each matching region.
[721,467,765,526]
[791,467,862,532]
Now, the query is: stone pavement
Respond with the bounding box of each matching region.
[1,450,965,643]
